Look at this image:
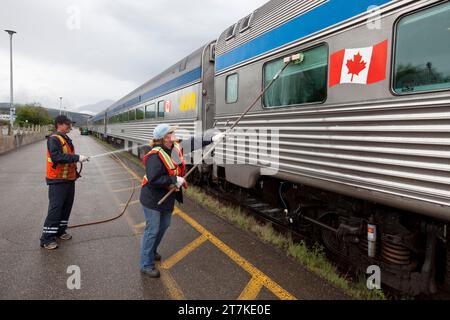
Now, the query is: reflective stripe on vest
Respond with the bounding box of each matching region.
[46,135,77,181]
[173,142,187,177]
[142,143,186,187]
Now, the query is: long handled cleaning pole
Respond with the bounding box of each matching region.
[158,53,302,206]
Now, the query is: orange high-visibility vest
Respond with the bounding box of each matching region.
[142,142,186,187]
[46,134,77,181]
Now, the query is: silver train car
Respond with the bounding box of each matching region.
[90,0,450,295]
[90,41,216,158]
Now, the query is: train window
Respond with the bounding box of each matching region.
[226,73,239,104]
[136,107,144,120]
[129,109,136,121]
[240,13,253,32]
[158,100,165,118]
[226,24,237,40]
[394,2,450,94]
[263,44,328,108]
[179,58,187,72]
[118,113,123,123]
[122,112,129,122]
[145,103,156,119]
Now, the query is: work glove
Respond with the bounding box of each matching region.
[79,155,90,163]
[212,132,226,143]
[176,176,186,189]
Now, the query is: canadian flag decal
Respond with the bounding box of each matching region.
[329,40,388,87]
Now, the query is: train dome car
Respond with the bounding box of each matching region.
[92,41,216,159]
[212,0,450,295]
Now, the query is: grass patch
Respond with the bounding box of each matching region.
[91,136,386,300]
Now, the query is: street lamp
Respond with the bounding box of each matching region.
[4,30,16,132]
[59,97,63,115]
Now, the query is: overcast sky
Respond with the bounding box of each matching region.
[0,0,267,111]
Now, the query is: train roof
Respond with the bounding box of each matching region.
[215,0,394,73]
[91,44,207,121]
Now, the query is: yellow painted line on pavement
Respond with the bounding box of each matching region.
[104,172,129,177]
[121,200,140,207]
[108,177,136,184]
[99,140,293,301]
[158,262,186,300]
[84,140,138,234]
[173,207,297,301]
[161,235,208,270]
[238,277,264,300]
[134,222,146,234]
[113,186,141,193]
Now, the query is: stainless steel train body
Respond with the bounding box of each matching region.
[213,0,450,223]
[89,0,450,294]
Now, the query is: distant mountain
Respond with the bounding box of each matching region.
[46,108,92,127]
[76,100,114,115]
[0,103,92,126]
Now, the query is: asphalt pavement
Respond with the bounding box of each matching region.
[0,130,350,300]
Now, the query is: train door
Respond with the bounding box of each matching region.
[201,40,217,131]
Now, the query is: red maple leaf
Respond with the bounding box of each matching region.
[346,52,367,82]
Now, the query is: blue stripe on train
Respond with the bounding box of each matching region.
[109,66,202,115]
[216,0,392,72]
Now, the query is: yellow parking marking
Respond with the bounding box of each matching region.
[174,208,297,300]
[104,172,129,177]
[98,168,121,173]
[121,200,140,207]
[158,263,186,300]
[113,186,141,193]
[134,222,146,234]
[161,235,208,270]
[84,142,138,234]
[238,277,264,300]
[108,177,136,184]
[94,139,293,301]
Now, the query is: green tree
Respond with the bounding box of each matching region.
[14,104,53,126]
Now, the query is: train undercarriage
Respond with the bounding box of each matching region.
[99,134,450,297]
[193,166,450,297]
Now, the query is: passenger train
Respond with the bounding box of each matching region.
[89,0,450,295]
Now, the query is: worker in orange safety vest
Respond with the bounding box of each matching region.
[40,115,90,250]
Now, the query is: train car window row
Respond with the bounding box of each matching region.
[226,73,239,104]
[107,100,169,124]
[393,1,450,94]
[263,44,328,108]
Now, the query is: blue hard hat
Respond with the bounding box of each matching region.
[153,124,177,139]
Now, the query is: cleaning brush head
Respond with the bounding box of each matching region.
[292,53,304,64]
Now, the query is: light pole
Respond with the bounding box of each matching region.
[4,30,16,132]
[59,97,63,115]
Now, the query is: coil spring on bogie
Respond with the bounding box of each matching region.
[381,237,411,266]
[359,238,368,253]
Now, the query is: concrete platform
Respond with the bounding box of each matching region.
[0,130,350,300]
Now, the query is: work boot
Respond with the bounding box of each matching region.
[59,233,73,241]
[141,267,160,278]
[41,242,58,250]
[154,252,162,262]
